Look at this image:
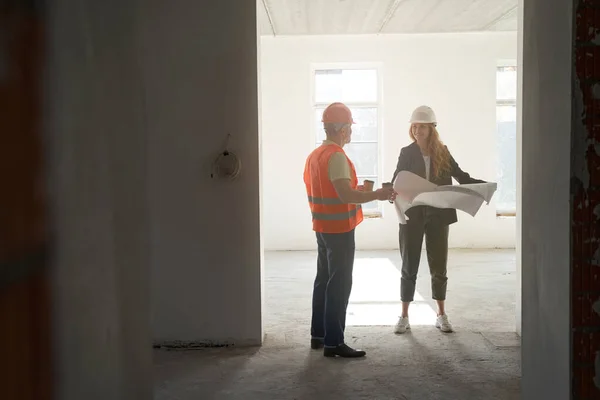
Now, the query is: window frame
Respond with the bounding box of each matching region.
[310,63,384,218]
[495,61,518,217]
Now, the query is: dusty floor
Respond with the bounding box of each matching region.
[154,249,520,400]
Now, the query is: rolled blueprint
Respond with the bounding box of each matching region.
[392,171,497,224]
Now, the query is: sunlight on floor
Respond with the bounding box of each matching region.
[346,257,438,326]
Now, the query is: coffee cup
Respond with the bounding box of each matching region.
[363,179,375,192]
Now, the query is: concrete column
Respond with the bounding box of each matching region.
[47,0,152,399]
[521,0,572,398]
[143,1,262,346]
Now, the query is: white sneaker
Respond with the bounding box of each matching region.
[394,316,411,334]
[435,314,454,333]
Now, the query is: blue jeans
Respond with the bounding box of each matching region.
[310,229,355,348]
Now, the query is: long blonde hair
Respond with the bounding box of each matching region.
[409,124,451,179]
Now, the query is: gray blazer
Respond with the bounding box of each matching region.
[391,142,485,226]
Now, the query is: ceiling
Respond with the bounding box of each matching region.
[258,0,517,36]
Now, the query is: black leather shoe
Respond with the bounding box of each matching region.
[323,343,366,358]
[311,338,324,349]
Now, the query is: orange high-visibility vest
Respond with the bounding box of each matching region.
[304,144,363,233]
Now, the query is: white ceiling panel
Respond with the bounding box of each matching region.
[258,0,275,35]
[487,5,518,31]
[259,0,518,36]
[263,0,396,35]
[382,0,517,33]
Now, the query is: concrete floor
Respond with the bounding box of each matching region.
[154,249,520,400]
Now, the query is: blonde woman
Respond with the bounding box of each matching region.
[391,106,485,334]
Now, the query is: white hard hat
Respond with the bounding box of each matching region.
[409,105,437,126]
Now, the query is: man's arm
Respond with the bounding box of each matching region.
[327,152,394,203]
[331,179,381,204]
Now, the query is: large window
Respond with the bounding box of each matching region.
[313,68,381,216]
[495,64,517,216]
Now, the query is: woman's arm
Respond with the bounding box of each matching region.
[392,148,410,183]
[448,147,486,184]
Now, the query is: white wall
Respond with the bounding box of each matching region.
[146,1,262,346]
[521,0,572,396]
[516,0,524,337]
[260,33,517,250]
[48,0,152,398]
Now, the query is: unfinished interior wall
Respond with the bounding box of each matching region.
[520,0,572,397]
[144,1,263,346]
[260,33,517,251]
[47,0,152,398]
[0,2,52,399]
[572,1,600,397]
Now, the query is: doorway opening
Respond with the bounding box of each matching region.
[258,1,521,397]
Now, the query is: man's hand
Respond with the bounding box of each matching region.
[375,187,396,202]
[332,179,397,204]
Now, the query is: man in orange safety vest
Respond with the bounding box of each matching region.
[303,102,396,358]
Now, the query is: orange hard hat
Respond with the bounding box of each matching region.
[321,102,354,124]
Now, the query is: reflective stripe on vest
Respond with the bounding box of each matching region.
[312,205,362,221]
[307,196,344,205]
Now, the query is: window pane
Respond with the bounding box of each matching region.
[497,104,516,122]
[344,143,378,176]
[342,70,378,103]
[496,105,517,212]
[315,69,378,103]
[351,108,378,141]
[315,107,378,143]
[313,140,378,176]
[358,177,379,212]
[315,70,342,104]
[361,200,378,212]
[497,66,517,101]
